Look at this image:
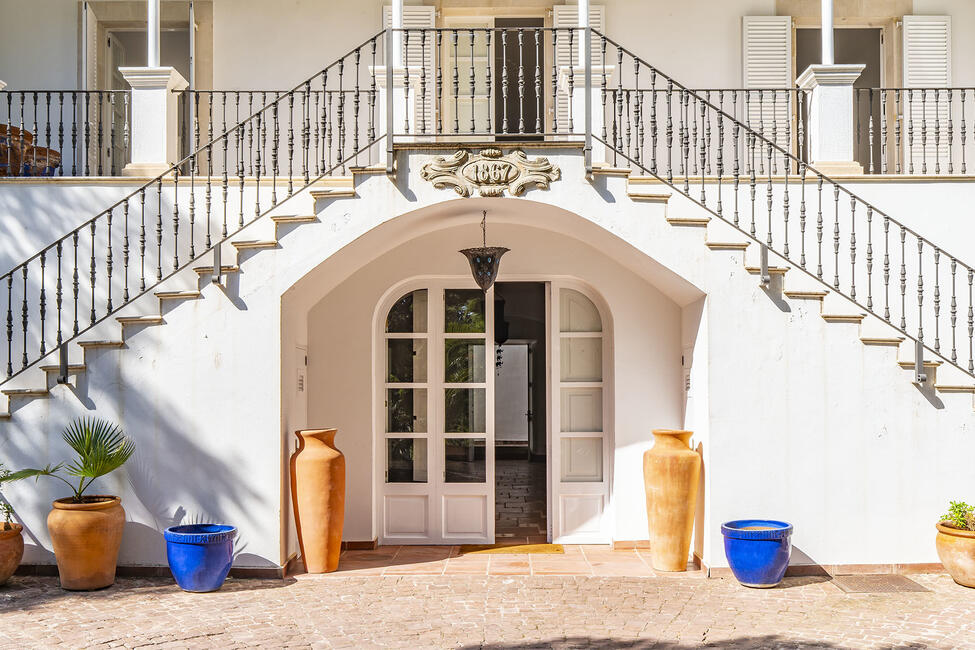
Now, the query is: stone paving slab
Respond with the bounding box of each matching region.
[0,572,973,648]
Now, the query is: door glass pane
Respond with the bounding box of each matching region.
[386,438,428,483]
[560,388,603,432]
[386,289,428,333]
[445,338,485,383]
[386,388,427,433]
[560,437,603,482]
[560,289,601,332]
[444,438,486,482]
[445,289,485,333]
[560,338,602,382]
[387,339,428,383]
[444,388,486,433]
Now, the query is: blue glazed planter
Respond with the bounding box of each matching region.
[164,524,237,592]
[721,520,793,588]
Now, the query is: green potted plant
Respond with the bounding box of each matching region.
[0,464,24,585]
[936,500,975,588]
[9,418,134,590]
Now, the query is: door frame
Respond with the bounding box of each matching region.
[373,274,613,545]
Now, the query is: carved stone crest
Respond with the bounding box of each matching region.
[420,148,561,197]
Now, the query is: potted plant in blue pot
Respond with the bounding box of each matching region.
[164,524,237,592]
[721,519,793,588]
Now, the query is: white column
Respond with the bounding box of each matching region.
[120,67,188,176]
[797,64,864,175]
[372,65,421,165]
[392,0,404,68]
[578,0,589,67]
[559,65,613,164]
[821,0,834,65]
[147,0,161,67]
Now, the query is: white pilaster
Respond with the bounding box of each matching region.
[797,64,864,176]
[559,66,614,165]
[120,67,188,176]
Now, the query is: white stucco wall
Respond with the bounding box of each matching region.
[914,0,975,87]
[0,0,79,90]
[1,146,974,571]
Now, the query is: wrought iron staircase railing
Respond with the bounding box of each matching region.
[588,28,975,383]
[1,31,387,386]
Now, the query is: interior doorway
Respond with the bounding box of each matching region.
[493,282,547,542]
[797,28,882,171]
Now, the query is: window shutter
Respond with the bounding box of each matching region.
[384,5,436,133]
[903,15,951,174]
[742,16,792,155]
[552,5,605,133]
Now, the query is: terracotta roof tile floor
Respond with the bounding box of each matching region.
[1,555,973,649]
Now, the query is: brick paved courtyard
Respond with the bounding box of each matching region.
[1,560,973,649]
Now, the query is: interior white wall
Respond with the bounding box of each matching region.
[298,220,684,543]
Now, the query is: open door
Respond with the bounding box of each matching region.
[549,283,610,543]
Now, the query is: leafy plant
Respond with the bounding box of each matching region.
[8,418,135,503]
[941,501,975,531]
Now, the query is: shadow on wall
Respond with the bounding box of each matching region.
[463,636,858,649]
[6,327,272,568]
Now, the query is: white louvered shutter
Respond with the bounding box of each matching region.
[742,16,792,156]
[553,5,605,134]
[384,5,436,133]
[903,15,951,174]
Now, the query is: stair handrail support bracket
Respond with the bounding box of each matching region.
[759,245,771,288]
[56,343,69,385]
[212,242,223,287]
[914,339,928,385]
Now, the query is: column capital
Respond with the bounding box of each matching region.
[119,66,188,91]
[796,64,865,89]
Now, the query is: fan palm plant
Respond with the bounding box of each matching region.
[8,418,135,503]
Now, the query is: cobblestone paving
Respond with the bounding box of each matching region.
[1,570,973,649]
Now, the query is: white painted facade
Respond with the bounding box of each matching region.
[1,0,975,575]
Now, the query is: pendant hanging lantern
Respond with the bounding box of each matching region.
[460,210,509,292]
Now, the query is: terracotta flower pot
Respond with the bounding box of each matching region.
[0,523,24,585]
[643,429,701,572]
[47,496,124,590]
[936,522,975,588]
[290,429,345,573]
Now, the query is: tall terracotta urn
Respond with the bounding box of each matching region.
[0,524,24,584]
[643,430,701,572]
[47,496,125,590]
[290,428,346,573]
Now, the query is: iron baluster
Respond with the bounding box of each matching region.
[947,90,953,174]
[867,88,875,174]
[650,70,657,175]
[501,30,509,134]
[766,142,773,248]
[908,89,915,174]
[39,252,46,356]
[486,30,493,134]
[156,179,163,282]
[56,242,63,349]
[419,31,426,134]
[172,170,180,270]
[849,196,856,300]
[895,90,902,174]
[934,248,941,352]
[123,199,130,302]
[969,270,974,373]
[883,216,890,321]
[470,29,476,134]
[21,267,27,368]
[900,227,907,330]
[437,31,444,134]
[799,164,807,267]
[353,49,361,159]
[951,259,958,362]
[816,176,823,279]
[287,90,294,195]
[551,30,558,134]
[106,207,113,312]
[517,29,525,134]
[89,220,96,325]
[5,275,11,377]
[534,29,542,134]
[866,207,873,311]
[933,89,940,174]
[880,90,888,174]
[140,188,147,293]
[453,30,460,134]
[832,185,840,290]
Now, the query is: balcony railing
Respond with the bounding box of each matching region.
[1,90,131,177]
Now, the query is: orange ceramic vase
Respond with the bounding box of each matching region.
[47,496,125,590]
[0,523,24,584]
[643,430,701,572]
[936,523,975,588]
[290,429,346,573]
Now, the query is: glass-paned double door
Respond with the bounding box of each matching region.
[381,284,495,544]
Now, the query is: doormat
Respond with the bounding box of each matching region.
[830,575,930,593]
[459,543,564,555]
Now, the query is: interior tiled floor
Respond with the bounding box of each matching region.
[494,456,547,540]
[325,544,701,577]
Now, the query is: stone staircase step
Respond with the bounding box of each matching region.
[627,190,671,203]
[193,265,240,276]
[40,364,86,375]
[310,189,356,200]
[271,215,317,225]
[784,290,828,300]
[155,290,202,301]
[822,314,866,324]
[666,217,710,227]
[2,388,49,398]
[232,240,278,251]
[745,266,789,276]
[897,360,943,369]
[860,337,904,346]
[117,315,164,326]
[78,340,124,349]
[935,384,975,393]
[706,242,749,251]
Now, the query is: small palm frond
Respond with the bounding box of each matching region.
[61,418,135,480]
[4,464,65,483]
